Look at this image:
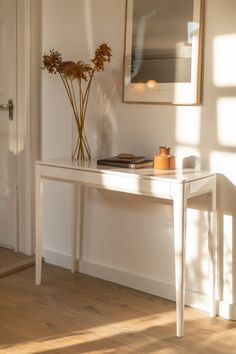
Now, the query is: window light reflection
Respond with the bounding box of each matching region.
[217,98,236,147]
[175,107,201,145]
[210,151,236,186]
[213,34,236,87]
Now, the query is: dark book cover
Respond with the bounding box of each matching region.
[97,159,153,169]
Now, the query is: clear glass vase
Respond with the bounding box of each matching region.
[72,123,91,161]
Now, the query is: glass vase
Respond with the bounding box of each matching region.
[72,120,91,161]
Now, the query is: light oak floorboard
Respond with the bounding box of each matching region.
[0,247,35,278]
[0,264,235,354]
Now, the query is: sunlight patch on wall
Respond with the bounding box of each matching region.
[217,98,236,146]
[213,34,236,87]
[210,151,236,185]
[175,107,201,145]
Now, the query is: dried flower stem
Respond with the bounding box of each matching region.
[41,44,112,160]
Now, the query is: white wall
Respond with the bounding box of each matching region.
[41,0,236,318]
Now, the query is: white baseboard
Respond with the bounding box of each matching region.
[218,301,236,320]
[43,248,72,269]
[43,248,236,320]
[79,259,209,313]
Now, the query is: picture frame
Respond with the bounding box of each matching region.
[123,0,204,105]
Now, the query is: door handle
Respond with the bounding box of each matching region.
[0,99,14,120]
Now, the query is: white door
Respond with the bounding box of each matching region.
[0,0,17,249]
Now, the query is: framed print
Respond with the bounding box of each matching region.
[123,0,204,105]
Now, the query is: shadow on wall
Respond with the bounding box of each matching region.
[92,68,121,158]
[80,0,123,159]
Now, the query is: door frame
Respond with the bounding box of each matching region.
[16,0,41,255]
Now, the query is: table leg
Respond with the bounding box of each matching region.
[71,184,83,273]
[78,186,84,269]
[209,175,217,317]
[172,183,189,337]
[71,183,78,273]
[35,166,44,285]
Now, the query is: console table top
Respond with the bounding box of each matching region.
[36,158,215,183]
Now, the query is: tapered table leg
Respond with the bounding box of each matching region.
[172,183,189,337]
[71,183,83,273]
[35,166,44,285]
[209,175,217,317]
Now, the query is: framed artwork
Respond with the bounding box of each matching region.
[123,0,204,105]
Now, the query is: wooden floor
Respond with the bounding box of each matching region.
[0,265,235,354]
[0,247,35,278]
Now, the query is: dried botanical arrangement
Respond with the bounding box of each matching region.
[42,43,112,160]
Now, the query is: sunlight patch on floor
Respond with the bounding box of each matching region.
[0,312,176,354]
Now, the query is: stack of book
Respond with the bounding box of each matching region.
[97,153,153,169]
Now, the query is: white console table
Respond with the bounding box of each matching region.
[35,158,217,337]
